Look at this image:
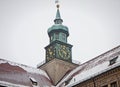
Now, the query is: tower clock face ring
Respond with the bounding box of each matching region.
[58,45,70,59]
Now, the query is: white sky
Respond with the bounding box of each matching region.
[0,0,120,67]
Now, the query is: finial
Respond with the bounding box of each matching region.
[56,4,60,8]
[54,0,63,24]
[55,0,60,9]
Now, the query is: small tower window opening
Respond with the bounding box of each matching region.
[29,77,38,86]
[109,56,118,65]
[110,82,117,87]
[62,33,66,42]
[55,32,59,40]
[50,35,54,42]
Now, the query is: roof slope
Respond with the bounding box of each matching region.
[57,45,120,87]
[0,59,54,87]
[38,58,78,85]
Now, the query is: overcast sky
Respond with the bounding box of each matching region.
[0,0,120,67]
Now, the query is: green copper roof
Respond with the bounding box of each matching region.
[56,9,61,19]
[54,9,63,24]
[48,24,68,32]
[48,8,69,36]
[48,24,69,36]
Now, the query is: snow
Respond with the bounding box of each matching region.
[117,56,120,62]
[32,85,40,87]
[66,56,120,87]
[0,59,50,79]
[29,77,37,82]
[37,60,45,68]
[0,81,29,87]
[72,60,81,65]
[42,86,55,87]
[67,62,107,86]
[0,59,6,64]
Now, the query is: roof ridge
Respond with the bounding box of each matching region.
[81,45,120,65]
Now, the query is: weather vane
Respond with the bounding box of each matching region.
[55,0,60,8]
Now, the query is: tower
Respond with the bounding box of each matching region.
[45,2,72,63]
[38,1,78,85]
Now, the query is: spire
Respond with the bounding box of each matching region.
[54,0,63,24]
[48,0,69,37]
[56,8,61,19]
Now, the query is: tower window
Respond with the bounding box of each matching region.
[62,33,66,41]
[50,35,53,41]
[55,32,59,40]
[109,56,118,65]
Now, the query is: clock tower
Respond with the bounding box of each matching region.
[45,3,72,63]
[38,1,78,85]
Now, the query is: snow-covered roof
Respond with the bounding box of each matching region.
[0,59,53,87]
[0,59,48,77]
[0,81,29,87]
[0,45,120,87]
[57,45,120,87]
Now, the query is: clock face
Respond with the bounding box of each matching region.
[46,46,55,61]
[58,45,71,59]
